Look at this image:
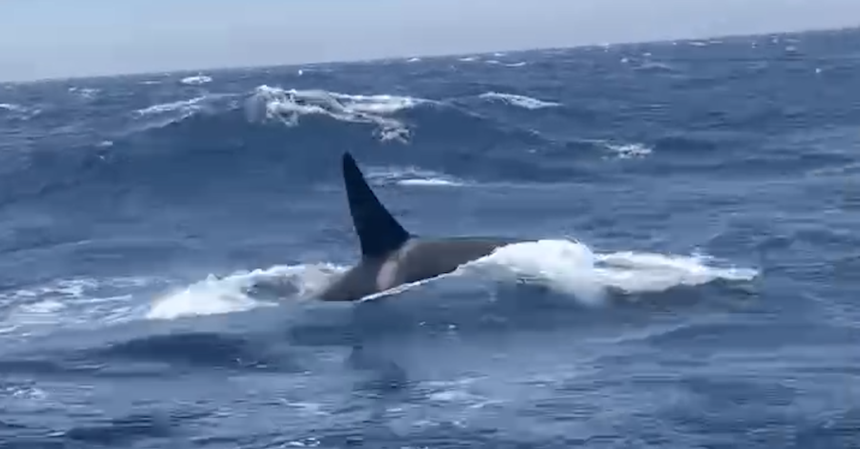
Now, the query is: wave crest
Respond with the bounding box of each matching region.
[245,85,433,142]
[479,92,561,109]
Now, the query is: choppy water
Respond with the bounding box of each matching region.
[1,27,859,448]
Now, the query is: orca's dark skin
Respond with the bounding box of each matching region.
[316,153,522,302]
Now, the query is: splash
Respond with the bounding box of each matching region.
[0,240,758,330]
[145,240,757,320]
[246,85,433,142]
[461,239,758,305]
[145,263,345,320]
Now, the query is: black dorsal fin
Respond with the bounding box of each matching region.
[341,152,411,258]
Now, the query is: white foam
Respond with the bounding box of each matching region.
[398,179,461,187]
[0,102,40,119]
[68,87,100,99]
[605,143,653,159]
[460,239,757,305]
[4,243,754,332]
[635,61,675,72]
[478,92,561,110]
[134,96,208,116]
[365,166,467,187]
[0,277,161,337]
[1,384,49,414]
[131,93,234,131]
[0,103,25,112]
[486,61,526,68]
[146,274,269,320]
[145,263,345,320]
[0,264,351,334]
[180,75,213,85]
[246,85,432,142]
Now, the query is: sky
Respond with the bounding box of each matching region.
[1,0,859,82]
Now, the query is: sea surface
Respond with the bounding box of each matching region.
[1,27,859,448]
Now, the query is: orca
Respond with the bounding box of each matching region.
[316,152,523,301]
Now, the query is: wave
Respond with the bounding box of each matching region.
[0,276,166,337]
[67,87,100,100]
[128,93,237,134]
[5,83,558,205]
[0,102,41,120]
[245,85,434,142]
[485,60,528,68]
[604,143,653,159]
[134,96,210,117]
[0,102,26,112]
[633,61,678,73]
[478,92,561,110]
[364,166,468,187]
[180,75,212,85]
[118,85,562,151]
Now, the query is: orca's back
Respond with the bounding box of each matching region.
[396,237,514,284]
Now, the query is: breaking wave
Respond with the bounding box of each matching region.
[244,85,434,142]
[478,92,561,109]
[0,102,41,120]
[115,85,564,149]
[180,75,213,85]
[605,143,653,159]
[364,166,469,187]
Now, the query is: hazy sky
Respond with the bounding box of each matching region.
[1,0,858,81]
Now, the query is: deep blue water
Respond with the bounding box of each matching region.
[1,27,859,448]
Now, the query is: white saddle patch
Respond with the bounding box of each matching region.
[375,240,417,290]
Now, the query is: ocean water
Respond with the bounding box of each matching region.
[1,27,859,448]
